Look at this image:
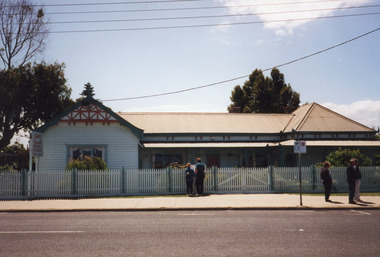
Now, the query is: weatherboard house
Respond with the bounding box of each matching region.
[34,97,380,170]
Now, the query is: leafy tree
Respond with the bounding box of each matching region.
[0,0,48,69]
[0,142,28,170]
[228,68,300,113]
[0,62,74,149]
[326,148,373,167]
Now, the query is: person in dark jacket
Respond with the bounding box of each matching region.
[185,163,195,196]
[346,159,357,204]
[353,159,363,202]
[320,161,333,202]
[195,158,206,196]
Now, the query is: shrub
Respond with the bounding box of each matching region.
[326,148,372,167]
[66,156,108,170]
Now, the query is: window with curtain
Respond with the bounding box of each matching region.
[68,146,106,161]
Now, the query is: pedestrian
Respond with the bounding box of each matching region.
[195,158,206,196]
[346,159,357,204]
[185,163,195,196]
[353,159,363,203]
[320,161,333,202]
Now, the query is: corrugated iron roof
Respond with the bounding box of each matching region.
[118,103,375,134]
[284,103,373,133]
[119,112,291,134]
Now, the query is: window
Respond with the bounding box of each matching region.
[68,145,106,161]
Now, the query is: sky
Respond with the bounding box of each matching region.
[7,0,380,145]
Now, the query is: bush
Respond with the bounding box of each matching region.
[326,148,373,167]
[66,156,108,170]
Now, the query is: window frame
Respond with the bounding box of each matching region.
[66,145,108,163]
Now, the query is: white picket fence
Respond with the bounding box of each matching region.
[1,166,379,199]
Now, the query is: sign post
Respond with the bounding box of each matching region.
[294,140,306,206]
[28,132,43,196]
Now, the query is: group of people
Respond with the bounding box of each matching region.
[320,159,363,204]
[185,158,205,197]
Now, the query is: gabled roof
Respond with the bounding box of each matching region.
[119,102,375,135]
[283,103,374,133]
[34,97,144,139]
[119,112,291,134]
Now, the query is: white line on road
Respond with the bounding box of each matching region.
[0,231,84,234]
[350,210,372,215]
[178,213,215,216]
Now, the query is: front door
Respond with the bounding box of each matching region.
[207,155,220,167]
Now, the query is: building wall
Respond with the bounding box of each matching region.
[38,122,139,170]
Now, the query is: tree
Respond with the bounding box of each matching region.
[325,148,373,167]
[0,0,48,69]
[81,82,95,98]
[228,68,300,113]
[0,62,74,149]
[0,142,28,170]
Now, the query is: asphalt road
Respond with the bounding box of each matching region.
[1,210,379,257]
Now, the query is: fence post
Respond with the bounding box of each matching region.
[72,169,77,195]
[213,166,218,193]
[168,167,172,193]
[311,165,316,191]
[268,165,274,191]
[21,169,26,196]
[121,167,125,195]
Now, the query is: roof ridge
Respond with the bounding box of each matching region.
[294,102,316,131]
[282,103,314,132]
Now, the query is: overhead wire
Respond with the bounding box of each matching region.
[46,12,380,33]
[101,27,380,102]
[45,5,380,25]
[43,0,348,15]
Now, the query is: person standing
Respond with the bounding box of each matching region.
[195,158,206,196]
[354,159,363,203]
[346,159,357,204]
[185,163,195,196]
[320,161,333,202]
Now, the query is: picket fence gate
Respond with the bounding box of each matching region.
[1,166,379,200]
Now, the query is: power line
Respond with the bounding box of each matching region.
[44,0,347,15]
[47,12,380,33]
[46,5,380,25]
[101,27,380,102]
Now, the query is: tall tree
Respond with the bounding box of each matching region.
[0,0,48,69]
[81,82,95,98]
[0,62,74,149]
[228,68,300,113]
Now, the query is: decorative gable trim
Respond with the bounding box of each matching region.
[60,103,118,126]
[34,97,144,139]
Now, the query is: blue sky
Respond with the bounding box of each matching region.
[29,0,380,130]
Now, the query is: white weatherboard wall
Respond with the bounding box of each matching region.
[38,122,140,170]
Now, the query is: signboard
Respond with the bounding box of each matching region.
[31,132,43,157]
[294,140,306,154]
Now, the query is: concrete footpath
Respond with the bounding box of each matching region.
[1,194,380,212]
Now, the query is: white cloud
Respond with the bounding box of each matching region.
[322,100,380,129]
[217,0,372,35]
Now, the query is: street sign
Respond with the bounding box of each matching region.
[31,132,43,157]
[294,140,306,154]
